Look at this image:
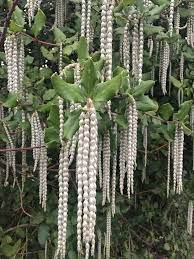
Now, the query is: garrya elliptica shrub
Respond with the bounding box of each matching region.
[0,0,194,258]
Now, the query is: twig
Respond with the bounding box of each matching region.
[0,0,19,48]
[15,178,33,218]
[21,32,58,47]
[0,146,45,152]
[4,223,37,234]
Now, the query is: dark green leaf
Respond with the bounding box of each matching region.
[94,72,124,102]
[159,103,174,120]
[38,224,49,246]
[123,0,136,6]
[32,9,46,37]
[43,89,56,101]
[47,105,59,128]
[1,240,21,257]
[64,110,81,140]
[115,114,127,129]
[53,27,66,43]
[3,93,18,108]
[77,37,89,60]
[9,6,24,32]
[51,73,86,103]
[170,76,182,88]
[136,96,158,112]
[175,100,192,121]
[133,80,155,97]
[81,59,98,96]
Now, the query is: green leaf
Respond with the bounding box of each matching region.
[9,6,24,32]
[38,224,49,246]
[175,100,192,121]
[94,72,124,102]
[164,243,170,251]
[31,212,44,224]
[47,105,59,128]
[144,25,164,35]
[182,124,192,136]
[170,76,182,88]
[136,96,158,112]
[159,103,174,120]
[43,89,56,101]
[81,59,98,96]
[148,4,166,16]
[64,110,81,140]
[32,9,46,37]
[1,240,21,257]
[41,46,54,61]
[3,93,18,108]
[115,114,127,129]
[179,8,194,17]
[53,27,66,43]
[45,127,59,148]
[51,73,86,103]
[133,80,155,97]
[123,0,136,6]
[77,37,89,60]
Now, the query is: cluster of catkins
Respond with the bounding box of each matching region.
[0,106,16,187]
[76,100,98,258]
[31,112,47,210]
[26,0,42,26]
[120,10,144,84]
[119,98,138,199]
[4,34,24,93]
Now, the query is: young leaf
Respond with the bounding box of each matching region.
[47,105,59,128]
[159,103,174,120]
[9,6,25,32]
[3,93,18,108]
[81,59,98,96]
[51,73,86,103]
[115,114,128,129]
[136,95,158,112]
[43,89,56,101]
[63,110,81,140]
[38,224,49,247]
[133,80,155,97]
[77,37,89,60]
[32,9,46,37]
[94,72,124,102]
[170,76,182,88]
[175,100,192,121]
[53,27,66,43]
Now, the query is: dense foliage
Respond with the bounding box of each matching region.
[0,0,194,258]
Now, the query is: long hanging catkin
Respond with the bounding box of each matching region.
[173,125,184,194]
[102,130,111,206]
[126,98,138,198]
[111,122,117,216]
[187,200,193,235]
[56,141,70,258]
[167,141,171,198]
[76,99,98,257]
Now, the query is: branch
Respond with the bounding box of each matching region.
[0,0,19,48]
[4,224,37,234]
[22,32,58,47]
[0,146,45,152]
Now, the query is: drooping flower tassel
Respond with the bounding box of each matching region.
[187,200,193,235]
